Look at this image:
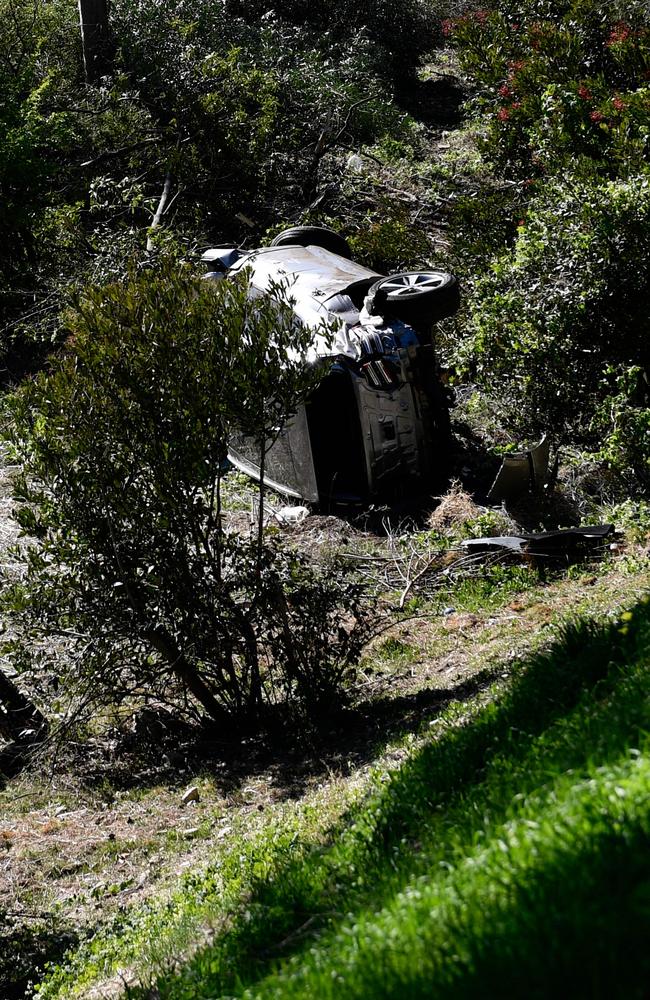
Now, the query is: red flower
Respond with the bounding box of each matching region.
[608,23,630,45]
[590,110,605,122]
[498,107,511,121]
[441,18,454,37]
[512,101,522,110]
[474,9,489,22]
[578,85,592,101]
[612,96,626,111]
[498,84,512,98]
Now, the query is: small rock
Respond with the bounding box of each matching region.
[181,786,200,805]
[346,153,364,173]
[276,506,308,525]
[442,606,456,616]
[54,805,67,817]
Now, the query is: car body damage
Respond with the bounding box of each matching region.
[202,228,460,505]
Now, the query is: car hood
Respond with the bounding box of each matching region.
[230,244,383,362]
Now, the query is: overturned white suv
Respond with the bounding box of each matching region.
[202,226,460,506]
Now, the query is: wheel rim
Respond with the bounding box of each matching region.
[379,273,447,299]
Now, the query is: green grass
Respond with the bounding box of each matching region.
[447,562,538,612]
[37,591,650,999]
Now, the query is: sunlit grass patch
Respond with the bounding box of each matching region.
[37,591,650,1000]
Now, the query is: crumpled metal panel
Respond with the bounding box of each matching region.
[200,248,242,271]
[461,523,614,556]
[488,435,550,502]
[228,405,319,502]
[230,245,382,363]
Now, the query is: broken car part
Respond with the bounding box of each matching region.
[488,435,551,502]
[460,523,615,557]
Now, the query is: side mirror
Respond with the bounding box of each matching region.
[200,248,242,273]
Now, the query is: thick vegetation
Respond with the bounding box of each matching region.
[0,0,425,359]
[3,0,649,483]
[4,263,369,729]
[446,0,650,482]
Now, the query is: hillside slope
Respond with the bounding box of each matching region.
[26,540,650,1000]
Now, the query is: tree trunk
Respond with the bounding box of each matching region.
[78,0,110,84]
[145,628,229,726]
[146,170,174,251]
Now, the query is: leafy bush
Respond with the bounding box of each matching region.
[108,0,410,220]
[1,0,418,368]
[2,262,371,730]
[448,0,650,178]
[222,0,437,83]
[347,200,433,273]
[0,0,80,330]
[595,366,650,487]
[443,0,650,488]
[453,175,650,477]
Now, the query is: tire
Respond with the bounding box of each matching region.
[270,226,352,260]
[366,271,460,326]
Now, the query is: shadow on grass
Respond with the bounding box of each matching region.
[65,668,497,801]
[126,597,650,1000]
[395,74,466,128]
[0,914,77,1000]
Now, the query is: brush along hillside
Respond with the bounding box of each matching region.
[1,0,650,998]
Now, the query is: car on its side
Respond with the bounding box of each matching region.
[201,226,460,506]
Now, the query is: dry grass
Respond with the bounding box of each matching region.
[427,480,485,534]
[363,548,650,701]
[0,776,273,934]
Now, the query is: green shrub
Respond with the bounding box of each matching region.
[222,0,437,82]
[447,0,650,178]
[109,0,409,218]
[347,201,432,273]
[0,0,80,331]
[2,261,370,731]
[443,0,650,488]
[453,175,650,479]
[595,366,650,487]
